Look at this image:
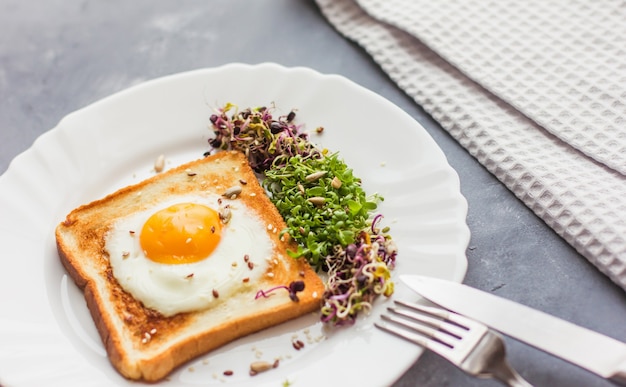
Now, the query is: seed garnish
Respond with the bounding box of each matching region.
[305,171,327,182]
[154,154,165,173]
[223,185,242,199]
[249,361,272,375]
[292,339,305,350]
[307,197,326,207]
[331,176,342,189]
[219,205,232,223]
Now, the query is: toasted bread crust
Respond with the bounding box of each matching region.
[55,151,324,381]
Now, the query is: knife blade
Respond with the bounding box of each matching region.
[400,274,626,384]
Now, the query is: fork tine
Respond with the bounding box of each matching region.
[381,313,455,348]
[394,300,471,329]
[387,305,467,340]
[393,300,488,336]
[374,317,454,356]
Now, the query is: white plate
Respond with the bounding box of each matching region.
[0,63,469,387]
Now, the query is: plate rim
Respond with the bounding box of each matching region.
[0,62,469,386]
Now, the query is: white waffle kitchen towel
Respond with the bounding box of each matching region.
[315,0,626,290]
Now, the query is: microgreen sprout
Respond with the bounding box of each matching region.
[208,103,398,325]
[255,281,306,302]
[321,228,397,325]
[263,152,381,270]
[208,103,321,173]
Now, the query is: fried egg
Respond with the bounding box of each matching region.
[105,194,273,316]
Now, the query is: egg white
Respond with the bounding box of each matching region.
[105,194,273,316]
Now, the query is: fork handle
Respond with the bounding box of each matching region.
[609,360,626,385]
[492,361,533,387]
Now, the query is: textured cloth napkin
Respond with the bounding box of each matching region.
[315,0,626,290]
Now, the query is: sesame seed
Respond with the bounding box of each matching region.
[267,272,274,278]
[186,237,192,244]
[150,328,157,335]
[154,154,165,173]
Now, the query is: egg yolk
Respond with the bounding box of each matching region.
[140,203,222,264]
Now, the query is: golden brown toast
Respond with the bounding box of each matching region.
[55,150,325,382]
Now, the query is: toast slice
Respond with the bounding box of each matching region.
[55,150,325,382]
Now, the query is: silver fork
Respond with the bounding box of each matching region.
[375,300,533,387]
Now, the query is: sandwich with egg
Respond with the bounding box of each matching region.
[55,150,325,381]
